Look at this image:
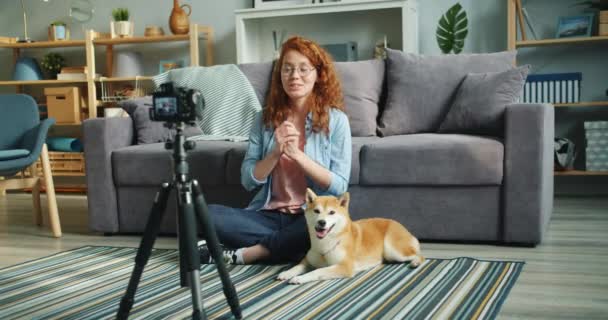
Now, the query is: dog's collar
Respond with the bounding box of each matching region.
[320,240,341,257]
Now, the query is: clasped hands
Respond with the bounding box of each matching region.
[274,121,302,161]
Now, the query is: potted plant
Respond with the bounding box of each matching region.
[40,52,66,79]
[111,8,133,38]
[48,21,69,41]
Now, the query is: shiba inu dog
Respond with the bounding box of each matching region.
[277,188,424,284]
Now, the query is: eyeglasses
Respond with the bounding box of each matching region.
[281,65,316,77]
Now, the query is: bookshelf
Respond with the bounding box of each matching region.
[0,24,214,119]
[507,0,608,177]
[1,24,214,185]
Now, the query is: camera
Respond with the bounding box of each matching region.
[150,82,203,123]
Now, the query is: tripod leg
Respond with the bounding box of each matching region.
[192,180,243,320]
[117,183,172,320]
[178,189,206,320]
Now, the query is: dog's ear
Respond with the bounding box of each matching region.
[338,192,350,208]
[306,188,317,203]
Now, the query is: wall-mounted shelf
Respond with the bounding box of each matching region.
[0,40,86,48]
[235,0,418,63]
[95,76,154,82]
[554,101,608,107]
[0,80,88,85]
[516,36,608,48]
[554,170,608,176]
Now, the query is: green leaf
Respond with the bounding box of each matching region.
[436,3,468,54]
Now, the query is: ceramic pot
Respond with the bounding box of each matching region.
[111,21,133,38]
[48,25,69,41]
[169,0,191,35]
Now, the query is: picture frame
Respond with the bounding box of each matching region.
[254,0,311,9]
[158,60,183,74]
[556,14,594,38]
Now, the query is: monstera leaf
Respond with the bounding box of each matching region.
[436,3,468,54]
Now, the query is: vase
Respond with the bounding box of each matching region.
[169,0,191,35]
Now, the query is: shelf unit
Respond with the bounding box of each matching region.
[1,24,214,185]
[235,0,418,63]
[0,24,214,119]
[87,24,213,118]
[507,0,607,176]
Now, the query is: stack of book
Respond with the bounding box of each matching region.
[57,66,88,81]
[600,11,608,36]
[521,73,581,104]
[0,36,17,44]
[584,121,608,171]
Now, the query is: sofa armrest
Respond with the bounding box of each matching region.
[503,103,554,245]
[83,117,134,233]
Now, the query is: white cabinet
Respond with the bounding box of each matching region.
[235,0,418,63]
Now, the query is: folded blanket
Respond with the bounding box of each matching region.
[47,137,83,152]
[153,65,261,140]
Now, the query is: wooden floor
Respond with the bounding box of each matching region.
[0,193,606,319]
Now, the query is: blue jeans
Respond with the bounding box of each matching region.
[206,204,310,263]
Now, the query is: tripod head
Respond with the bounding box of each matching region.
[164,121,196,184]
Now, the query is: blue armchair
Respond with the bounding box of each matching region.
[0,94,61,237]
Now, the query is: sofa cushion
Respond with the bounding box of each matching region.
[335,60,384,137]
[378,49,516,136]
[119,96,203,145]
[112,141,238,186]
[438,65,530,136]
[238,62,274,106]
[359,134,504,186]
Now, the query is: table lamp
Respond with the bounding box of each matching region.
[17,0,51,43]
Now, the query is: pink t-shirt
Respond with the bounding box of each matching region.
[263,128,307,214]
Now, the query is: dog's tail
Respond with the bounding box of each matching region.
[409,254,425,268]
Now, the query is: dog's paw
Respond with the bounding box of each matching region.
[277,271,294,281]
[288,276,305,285]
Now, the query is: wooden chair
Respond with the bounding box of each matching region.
[0,94,61,237]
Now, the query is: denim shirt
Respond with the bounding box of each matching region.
[240,108,352,210]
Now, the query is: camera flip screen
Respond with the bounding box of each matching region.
[155,97,178,117]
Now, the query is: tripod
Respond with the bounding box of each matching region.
[116,122,242,320]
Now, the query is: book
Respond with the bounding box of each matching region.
[57,73,86,80]
[0,36,17,44]
[60,66,87,74]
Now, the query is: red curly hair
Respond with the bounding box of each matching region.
[264,36,343,134]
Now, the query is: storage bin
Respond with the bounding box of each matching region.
[584,121,608,171]
[522,73,581,104]
[44,87,81,124]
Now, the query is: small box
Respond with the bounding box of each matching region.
[44,87,81,124]
[321,42,358,62]
[599,11,608,23]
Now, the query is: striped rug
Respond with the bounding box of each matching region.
[0,246,523,320]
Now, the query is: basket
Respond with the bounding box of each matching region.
[584,121,608,171]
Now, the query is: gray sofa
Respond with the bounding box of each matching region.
[83,49,554,245]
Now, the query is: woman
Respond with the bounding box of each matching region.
[201,36,352,264]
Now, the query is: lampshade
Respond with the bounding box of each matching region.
[13,57,43,81]
[112,51,144,77]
